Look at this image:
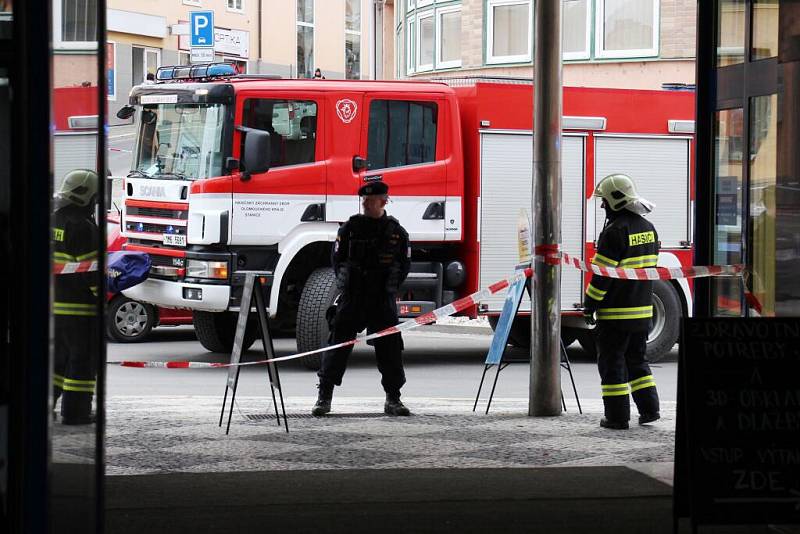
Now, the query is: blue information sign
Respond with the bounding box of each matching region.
[484,272,527,365]
[190,11,215,48]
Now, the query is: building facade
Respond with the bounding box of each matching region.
[388,0,697,89]
[52,1,375,123]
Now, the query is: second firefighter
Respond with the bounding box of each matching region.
[312,181,411,416]
[583,173,661,430]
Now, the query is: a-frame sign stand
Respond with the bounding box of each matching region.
[219,272,288,433]
[473,266,581,415]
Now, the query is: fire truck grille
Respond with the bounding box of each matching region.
[125,221,186,236]
[127,206,188,220]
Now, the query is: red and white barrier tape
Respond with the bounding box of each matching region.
[543,251,744,280]
[117,267,535,369]
[53,260,98,275]
[116,252,745,369]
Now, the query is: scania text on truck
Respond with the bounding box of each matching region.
[119,63,696,367]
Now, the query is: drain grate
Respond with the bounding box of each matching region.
[245,412,388,421]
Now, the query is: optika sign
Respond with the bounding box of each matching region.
[140,185,166,198]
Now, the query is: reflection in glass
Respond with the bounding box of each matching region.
[748,94,777,315]
[0,0,11,39]
[132,103,225,180]
[297,25,314,78]
[439,10,461,64]
[712,108,744,316]
[751,0,779,61]
[346,33,361,79]
[717,0,746,67]
[601,0,654,52]
[50,0,101,528]
[492,3,529,58]
[563,0,588,56]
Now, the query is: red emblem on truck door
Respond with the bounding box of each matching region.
[336,99,358,124]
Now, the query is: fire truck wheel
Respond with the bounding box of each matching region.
[106,296,156,343]
[645,281,681,363]
[296,267,339,371]
[193,311,258,354]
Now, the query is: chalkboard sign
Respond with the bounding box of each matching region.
[681,317,800,526]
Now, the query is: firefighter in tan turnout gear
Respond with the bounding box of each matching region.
[52,169,100,425]
[583,174,661,430]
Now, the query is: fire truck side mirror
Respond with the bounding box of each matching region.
[116,105,135,120]
[241,129,271,180]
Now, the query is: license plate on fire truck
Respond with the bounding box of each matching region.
[163,234,186,247]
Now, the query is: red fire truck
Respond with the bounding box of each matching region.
[118,63,695,366]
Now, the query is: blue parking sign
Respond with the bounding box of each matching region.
[190,11,214,48]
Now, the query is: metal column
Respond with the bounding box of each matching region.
[530,0,563,416]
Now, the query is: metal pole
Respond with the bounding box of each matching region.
[530,0,563,416]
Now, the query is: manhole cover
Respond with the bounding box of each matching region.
[245,412,389,420]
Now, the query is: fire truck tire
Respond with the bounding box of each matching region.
[106,296,156,343]
[192,311,258,354]
[296,267,339,371]
[645,281,681,363]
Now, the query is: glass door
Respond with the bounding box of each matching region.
[707,0,779,317]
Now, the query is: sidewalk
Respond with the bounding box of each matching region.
[95,396,800,533]
[98,395,680,533]
[103,395,676,481]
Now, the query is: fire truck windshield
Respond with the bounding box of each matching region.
[131,103,225,181]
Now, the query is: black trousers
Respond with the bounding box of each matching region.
[54,316,99,418]
[318,293,406,397]
[595,323,659,422]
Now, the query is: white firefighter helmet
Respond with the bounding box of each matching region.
[55,169,99,207]
[594,173,655,214]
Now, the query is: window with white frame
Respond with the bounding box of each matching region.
[297,0,314,78]
[183,0,202,6]
[227,0,244,12]
[563,0,590,60]
[345,0,361,79]
[437,6,461,69]
[417,11,434,71]
[595,0,659,58]
[406,19,415,75]
[54,0,98,49]
[487,0,531,64]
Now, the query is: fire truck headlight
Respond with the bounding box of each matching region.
[186,260,229,280]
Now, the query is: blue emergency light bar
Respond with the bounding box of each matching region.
[155,62,237,82]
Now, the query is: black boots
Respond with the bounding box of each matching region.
[600,417,629,430]
[61,392,94,425]
[638,412,660,425]
[384,395,410,416]
[312,382,334,416]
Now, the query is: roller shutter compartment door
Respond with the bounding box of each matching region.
[593,136,690,249]
[479,132,585,312]
[54,133,99,190]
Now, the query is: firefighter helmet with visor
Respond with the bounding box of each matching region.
[594,173,643,212]
[55,169,99,207]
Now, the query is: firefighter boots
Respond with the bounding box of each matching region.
[384,395,410,416]
[638,412,660,425]
[600,417,629,430]
[312,382,334,416]
[61,392,95,425]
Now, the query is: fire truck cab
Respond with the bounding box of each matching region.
[120,64,694,366]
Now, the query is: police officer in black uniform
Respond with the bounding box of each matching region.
[52,169,100,425]
[583,174,660,430]
[312,181,411,416]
